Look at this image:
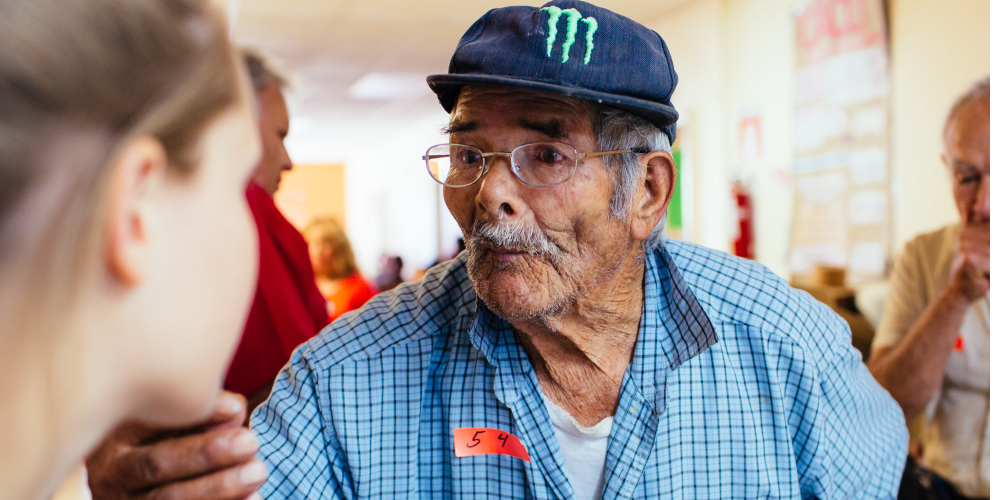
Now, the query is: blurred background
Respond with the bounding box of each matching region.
[220,0,987,354]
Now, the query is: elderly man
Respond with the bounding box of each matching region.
[868,78,990,499]
[253,1,907,498]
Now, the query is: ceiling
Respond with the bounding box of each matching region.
[229,0,697,162]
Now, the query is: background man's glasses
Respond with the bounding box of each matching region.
[423,142,644,188]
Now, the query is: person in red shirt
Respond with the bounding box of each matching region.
[304,217,379,322]
[225,50,329,412]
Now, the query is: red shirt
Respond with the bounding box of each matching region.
[322,272,379,322]
[225,182,329,397]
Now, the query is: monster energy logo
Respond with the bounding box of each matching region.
[541,6,598,65]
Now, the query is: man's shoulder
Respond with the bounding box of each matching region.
[908,224,959,247]
[900,224,958,267]
[661,239,844,346]
[297,255,477,372]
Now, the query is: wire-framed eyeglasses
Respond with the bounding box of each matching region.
[423,141,646,188]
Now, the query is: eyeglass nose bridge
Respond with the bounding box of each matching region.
[478,151,520,180]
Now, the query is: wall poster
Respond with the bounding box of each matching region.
[790,0,891,284]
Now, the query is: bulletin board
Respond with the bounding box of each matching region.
[790,0,892,284]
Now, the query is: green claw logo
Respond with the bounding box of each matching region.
[541,6,598,65]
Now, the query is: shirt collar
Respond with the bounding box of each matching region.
[631,244,718,411]
[467,244,718,409]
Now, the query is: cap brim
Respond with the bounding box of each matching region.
[427,74,679,137]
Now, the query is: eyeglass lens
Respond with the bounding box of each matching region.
[425,142,579,187]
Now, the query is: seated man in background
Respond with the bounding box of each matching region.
[86,50,328,500]
[868,78,990,499]
[254,1,907,498]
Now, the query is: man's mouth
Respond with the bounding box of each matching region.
[486,245,529,262]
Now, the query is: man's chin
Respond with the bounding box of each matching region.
[467,266,564,323]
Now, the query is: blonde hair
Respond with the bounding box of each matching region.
[305,217,358,280]
[0,0,241,335]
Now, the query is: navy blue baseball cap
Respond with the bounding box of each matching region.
[427,0,680,143]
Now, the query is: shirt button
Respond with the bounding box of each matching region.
[630,406,638,414]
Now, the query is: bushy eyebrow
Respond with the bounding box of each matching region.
[442,120,478,135]
[441,117,569,139]
[949,159,985,174]
[516,118,567,139]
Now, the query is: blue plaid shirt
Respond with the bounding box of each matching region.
[251,239,907,499]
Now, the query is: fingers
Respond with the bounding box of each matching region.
[114,426,260,492]
[134,460,267,500]
[193,392,248,434]
[965,253,991,276]
[130,391,246,446]
[950,253,991,300]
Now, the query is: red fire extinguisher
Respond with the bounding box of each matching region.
[731,180,754,259]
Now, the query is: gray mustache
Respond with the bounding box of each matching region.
[469,219,560,258]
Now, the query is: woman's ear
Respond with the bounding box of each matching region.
[104,136,168,286]
[629,150,676,242]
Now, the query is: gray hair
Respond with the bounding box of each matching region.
[241,48,286,92]
[944,76,989,136]
[592,107,673,249]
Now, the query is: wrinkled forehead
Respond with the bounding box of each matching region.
[450,85,595,140]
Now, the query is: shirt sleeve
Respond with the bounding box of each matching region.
[790,305,909,499]
[871,238,929,351]
[251,346,355,500]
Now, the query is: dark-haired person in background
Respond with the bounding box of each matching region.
[869,78,990,500]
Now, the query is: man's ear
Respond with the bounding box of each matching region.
[629,150,676,242]
[104,136,168,286]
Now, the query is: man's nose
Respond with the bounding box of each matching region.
[476,156,525,221]
[973,174,990,220]
[280,145,293,172]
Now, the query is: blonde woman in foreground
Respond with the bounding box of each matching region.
[0,1,264,499]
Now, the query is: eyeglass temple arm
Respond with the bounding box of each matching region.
[578,148,650,159]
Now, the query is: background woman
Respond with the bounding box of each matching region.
[0,1,264,498]
[304,217,379,321]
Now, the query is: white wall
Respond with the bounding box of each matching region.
[650,0,732,254]
[649,0,798,277]
[285,102,463,277]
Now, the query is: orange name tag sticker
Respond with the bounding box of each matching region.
[453,427,531,462]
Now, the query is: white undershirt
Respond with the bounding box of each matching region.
[541,393,614,500]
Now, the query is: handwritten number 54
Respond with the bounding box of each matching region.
[466,430,510,449]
